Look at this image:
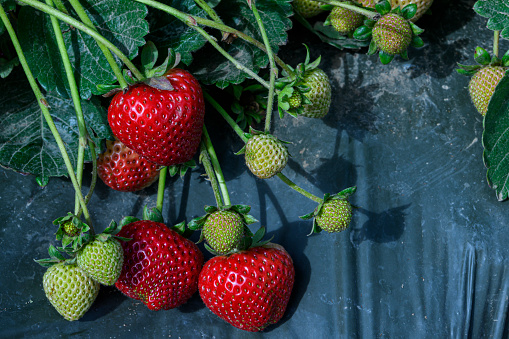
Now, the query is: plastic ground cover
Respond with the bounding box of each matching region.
[2,0,509,337]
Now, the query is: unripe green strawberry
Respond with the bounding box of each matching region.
[203,210,244,255]
[63,221,80,237]
[300,68,332,118]
[293,0,324,18]
[356,0,376,8]
[468,66,506,116]
[372,13,412,55]
[76,237,124,286]
[315,199,353,232]
[329,6,365,35]
[288,90,302,109]
[245,134,289,179]
[43,262,100,321]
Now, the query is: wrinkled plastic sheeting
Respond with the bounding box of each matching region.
[2,0,509,337]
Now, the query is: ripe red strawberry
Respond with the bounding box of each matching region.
[108,68,205,167]
[97,139,160,192]
[199,243,295,332]
[468,66,506,116]
[115,220,204,310]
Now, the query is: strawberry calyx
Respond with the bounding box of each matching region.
[300,186,357,234]
[188,204,258,255]
[276,44,321,118]
[235,127,291,155]
[353,0,424,64]
[456,47,509,76]
[34,244,68,268]
[53,212,93,254]
[96,42,182,97]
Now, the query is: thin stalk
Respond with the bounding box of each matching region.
[276,173,322,203]
[316,0,379,19]
[68,0,128,89]
[0,4,92,224]
[203,91,248,143]
[133,0,292,75]
[199,142,224,208]
[250,0,277,133]
[202,126,231,206]
[156,167,168,212]
[17,0,144,81]
[494,30,500,59]
[45,0,89,218]
[193,0,224,28]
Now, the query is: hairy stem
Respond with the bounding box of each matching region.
[156,166,168,213]
[250,0,277,133]
[199,142,224,208]
[203,91,249,143]
[68,0,128,89]
[202,126,231,206]
[18,0,144,81]
[276,173,322,203]
[0,4,92,225]
[316,0,378,19]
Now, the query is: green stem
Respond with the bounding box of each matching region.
[133,0,292,75]
[68,0,128,89]
[156,166,168,213]
[202,126,231,206]
[276,173,322,203]
[18,0,144,81]
[316,0,378,19]
[250,0,277,133]
[193,0,224,28]
[0,4,92,224]
[45,0,89,220]
[199,142,224,208]
[494,30,500,59]
[203,91,248,143]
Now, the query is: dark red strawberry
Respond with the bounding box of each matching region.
[115,220,204,310]
[199,243,295,332]
[97,139,160,192]
[108,69,205,167]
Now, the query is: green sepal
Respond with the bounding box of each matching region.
[411,35,424,48]
[204,205,219,214]
[242,214,258,225]
[375,0,391,15]
[235,144,247,155]
[141,41,158,73]
[119,216,140,228]
[48,244,66,261]
[364,19,376,28]
[501,50,509,67]
[323,14,332,27]
[95,233,112,242]
[474,46,491,65]
[122,69,138,86]
[456,63,482,72]
[367,40,378,56]
[401,4,417,20]
[320,4,334,11]
[379,51,394,64]
[491,55,501,66]
[230,204,251,214]
[299,211,315,220]
[143,206,164,223]
[144,75,174,91]
[36,175,49,188]
[96,84,122,96]
[333,186,357,199]
[168,160,196,178]
[308,219,323,236]
[171,221,187,235]
[187,215,208,231]
[409,22,424,36]
[456,68,478,76]
[97,222,131,242]
[103,220,122,236]
[391,6,402,15]
[204,242,220,256]
[353,25,372,41]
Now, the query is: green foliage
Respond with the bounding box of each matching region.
[474,0,509,39]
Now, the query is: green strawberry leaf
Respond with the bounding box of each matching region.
[242,214,258,225]
[189,0,293,88]
[188,215,208,230]
[401,4,417,20]
[474,0,509,39]
[119,216,140,228]
[309,21,371,50]
[0,72,112,182]
[230,204,251,214]
[502,50,509,67]
[474,46,492,65]
[379,51,394,64]
[251,226,266,245]
[299,211,315,220]
[482,73,509,201]
[17,0,149,100]
[204,205,218,214]
[353,25,373,41]
[375,0,392,15]
[171,221,187,235]
[48,244,66,261]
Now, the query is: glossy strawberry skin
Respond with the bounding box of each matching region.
[108,69,205,167]
[97,139,160,192]
[199,244,295,332]
[115,220,204,311]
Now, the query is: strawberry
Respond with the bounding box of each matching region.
[315,198,353,232]
[202,210,244,255]
[468,66,506,116]
[43,261,100,321]
[199,243,295,332]
[328,6,365,35]
[390,0,434,22]
[277,47,332,119]
[97,139,160,192]
[108,68,205,167]
[115,220,204,310]
[242,132,289,179]
[292,0,324,18]
[76,237,124,286]
[356,0,377,8]
[372,13,412,55]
